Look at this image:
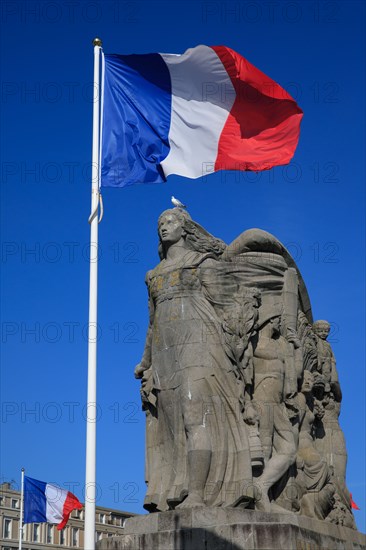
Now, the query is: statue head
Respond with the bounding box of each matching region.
[158,209,187,248]
[269,315,281,336]
[313,320,331,340]
[157,208,226,260]
[301,370,314,394]
[257,302,283,335]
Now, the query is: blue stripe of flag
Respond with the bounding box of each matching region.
[24,476,47,524]
[101,53,172,187]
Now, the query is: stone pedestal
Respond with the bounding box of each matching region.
[96,508,365,550]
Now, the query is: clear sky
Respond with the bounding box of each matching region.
[1,0,365,533]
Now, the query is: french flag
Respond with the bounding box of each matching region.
[101,45,303,187]
[24,476,83,530]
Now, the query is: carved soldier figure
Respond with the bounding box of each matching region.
[251,305,298,512]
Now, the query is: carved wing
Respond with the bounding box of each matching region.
[222,228,313,324]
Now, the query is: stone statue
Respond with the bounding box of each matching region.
[135,209,254,511]
[311,319,355,528]
[135,209,356,528]
[326,492,352,526]
[296,370,335,520]
[312,320,338,393]
[250,307,298,511]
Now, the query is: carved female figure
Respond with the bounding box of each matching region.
[135,209,253,511]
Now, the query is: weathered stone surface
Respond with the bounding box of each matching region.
[132,209,359,529]
[96,508,366,549]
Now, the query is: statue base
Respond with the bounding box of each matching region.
[96,507,365,549]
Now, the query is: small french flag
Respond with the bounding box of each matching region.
[24,476,83,530]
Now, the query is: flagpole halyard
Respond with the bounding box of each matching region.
[84,36,102,550]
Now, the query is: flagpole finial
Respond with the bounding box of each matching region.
[21,468,25,472]
[93,37,102,47]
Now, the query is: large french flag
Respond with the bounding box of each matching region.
[101,45,303,187]
[24,476,83,530]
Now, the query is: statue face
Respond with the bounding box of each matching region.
[270,315,281,334]
[302,370,314,393]
[158,213,184,245]
[313,323,330,340]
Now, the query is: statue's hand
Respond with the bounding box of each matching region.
[285,397,300,419]
[134,361,149,379]
[286,328,301,349]
[314,399,325,419]
[139,369,156,410]
[243,403,258,425]
[140,387,150,405]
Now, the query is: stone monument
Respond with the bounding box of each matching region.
[98,209,365,550]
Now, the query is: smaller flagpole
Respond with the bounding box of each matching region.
[19,468,25,550]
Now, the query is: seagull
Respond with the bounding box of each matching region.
[171,196,187,209]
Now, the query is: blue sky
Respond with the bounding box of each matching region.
[1,0,365,533]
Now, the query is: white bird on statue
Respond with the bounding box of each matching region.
[171,196,187,209]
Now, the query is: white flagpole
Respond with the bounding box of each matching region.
[84,37,102,550]
[19,468,25,550]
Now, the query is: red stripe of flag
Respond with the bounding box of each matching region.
[57,491,83,530]
[212,45,303,172]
